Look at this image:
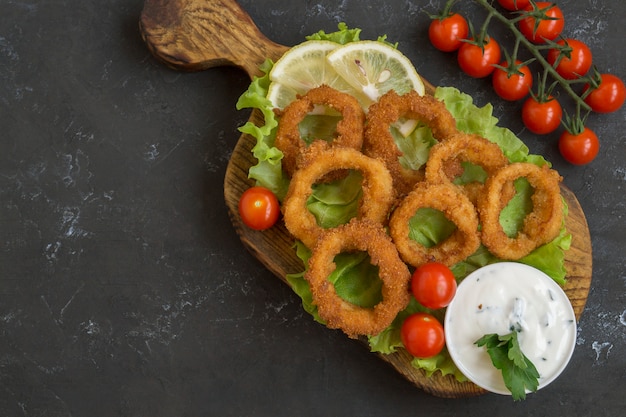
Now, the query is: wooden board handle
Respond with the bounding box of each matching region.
[140,0,289,77]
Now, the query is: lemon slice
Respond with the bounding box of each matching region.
[326,40,425,105]
[267,40,363,109]
[393,118,419,137]
[266,83,299,110]
[269,40,339,91]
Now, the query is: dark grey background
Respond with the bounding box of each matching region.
[1,0,624,416]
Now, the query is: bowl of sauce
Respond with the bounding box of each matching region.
[444,262,577,396]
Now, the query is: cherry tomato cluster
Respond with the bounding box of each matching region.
[400,262,456,358]
[428,0,625,165]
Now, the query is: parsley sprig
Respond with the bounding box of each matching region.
[475,331,540,401]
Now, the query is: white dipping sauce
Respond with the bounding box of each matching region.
[444,262,576,395]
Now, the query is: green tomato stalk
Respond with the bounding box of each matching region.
[473,0,592,109]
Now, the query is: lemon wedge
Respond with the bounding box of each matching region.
[326,40,425,105]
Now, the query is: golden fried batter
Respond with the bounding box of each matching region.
[389,182,481,267]
[477,163,563,260]
[425,132,509,205]
[282,141,394,249]
[275,85,365,178]
[364,90,459,197]
[305,218,411,338]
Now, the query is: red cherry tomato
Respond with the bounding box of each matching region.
[583,74,626,113]
[518,2,564,43]
[401,313,445,358]
[428,13,469,52]
[492,60,533,101]
[410,262,457,309]
[457,37,501,78]
[521,96,562,135]
[559,127,600,165]
[238,186,280,230]
[497,0,530,11]
[547,39,593,80]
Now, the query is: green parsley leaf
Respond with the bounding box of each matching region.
[475,332,540,401]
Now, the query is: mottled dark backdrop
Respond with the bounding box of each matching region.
[1,1,624,416]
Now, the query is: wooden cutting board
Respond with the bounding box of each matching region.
[140,0,593,398]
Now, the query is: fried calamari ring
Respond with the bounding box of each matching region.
[274,85,365,178]
[305,218,411,338]
[363,90,459,197]
[425,132,510,204]
[478,162,563,260]
[282,141,394,249]
[389,182,481,268]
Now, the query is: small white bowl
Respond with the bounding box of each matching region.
[444,262,577,396]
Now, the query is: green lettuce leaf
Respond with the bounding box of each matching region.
[306,22,362,44]
[368,298,467,381]
[434,87,549,166]
[408,208,456,248]
[412,348,468,381]
[306,22,397,48]
[285,243,324,324]
[235,59,290,199]
[286,241,383,322]
[396,125,438,171]
[367,297,429,354]
[307,171,362,228]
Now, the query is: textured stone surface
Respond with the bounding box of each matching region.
[1,1,624,415]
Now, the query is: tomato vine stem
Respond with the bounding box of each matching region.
[471,0,592,112]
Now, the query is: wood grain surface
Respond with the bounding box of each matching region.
[140,0,288,75]
[140,0,592,398]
